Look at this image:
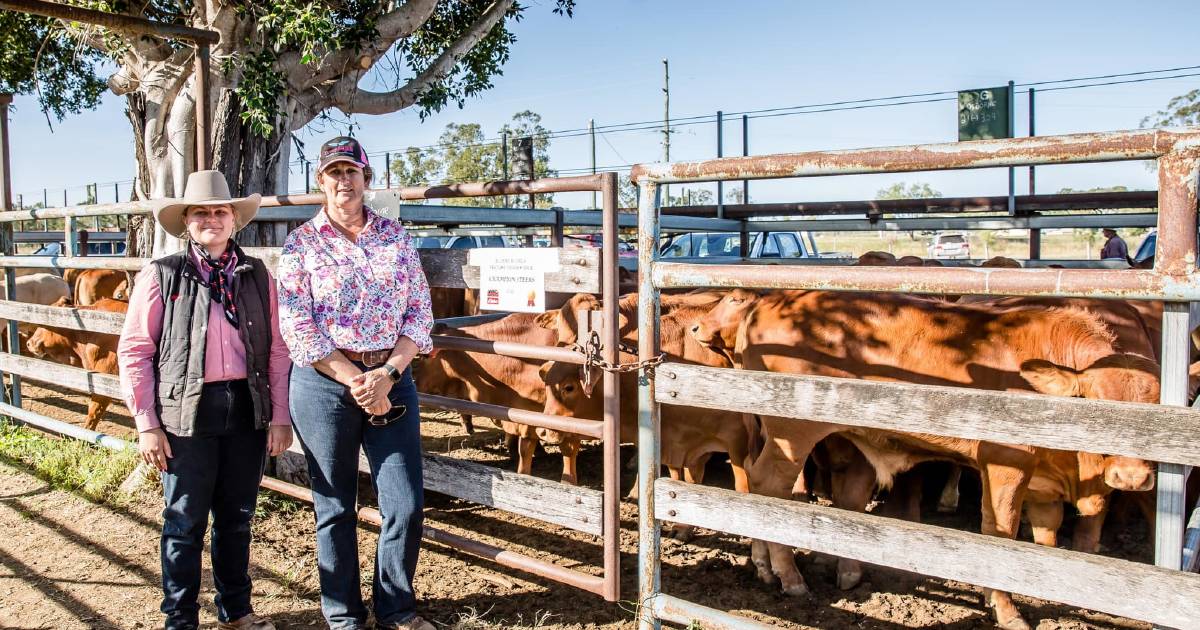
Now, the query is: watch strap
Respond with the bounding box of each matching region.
[382,363,402,382]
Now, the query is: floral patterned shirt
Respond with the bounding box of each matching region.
[277,206,434,366]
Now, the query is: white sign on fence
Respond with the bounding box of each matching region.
[469,248,560,313]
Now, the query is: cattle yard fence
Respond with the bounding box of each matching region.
[0,95,663,603]
[631,128,1200,630]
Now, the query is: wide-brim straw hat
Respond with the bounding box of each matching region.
[154,170,261,238]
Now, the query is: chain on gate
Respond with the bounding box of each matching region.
[573,330,665,391]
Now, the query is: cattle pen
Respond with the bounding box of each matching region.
[631,128,1200,630]
[3,75,1200,628]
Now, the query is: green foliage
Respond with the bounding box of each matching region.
[876,181,941,199]
[0,417,138,503]
[1141,88,1200,128]
[0,11,109,122]
[389,110,558,207]
[0,1,576,141]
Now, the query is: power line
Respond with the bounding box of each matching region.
[308,63,1199,168]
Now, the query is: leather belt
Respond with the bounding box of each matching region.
[339,348,391,367]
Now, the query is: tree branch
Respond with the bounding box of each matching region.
[330,0,516,116]
[285,0,439,91]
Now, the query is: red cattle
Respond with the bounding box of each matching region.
[26,298,127,430]
[692,288,1157,630]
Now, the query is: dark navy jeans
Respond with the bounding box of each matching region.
[160,379,267,630]
[289,362,424,629]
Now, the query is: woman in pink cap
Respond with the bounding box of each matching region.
[276,136,434,630]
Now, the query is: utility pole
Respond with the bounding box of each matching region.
[662,58,670,206]
[716,110,724,218]
[589,119,597,209]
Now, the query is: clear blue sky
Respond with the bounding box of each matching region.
[7,0,1199,209]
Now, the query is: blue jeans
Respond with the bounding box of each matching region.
[160,380,267,630]
[290,363,424,629]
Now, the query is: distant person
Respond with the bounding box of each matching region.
[1099,228,1129,262]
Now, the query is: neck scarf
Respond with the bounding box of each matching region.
[191,240,239,328]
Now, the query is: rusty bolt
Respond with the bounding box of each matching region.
[668,510,677,517]
[668,491,677,499]
[667,372,676,379]
[668,391,677,398]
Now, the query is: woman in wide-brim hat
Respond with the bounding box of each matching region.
[117,169,294,630]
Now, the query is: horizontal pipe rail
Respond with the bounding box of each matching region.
[431,334,585,365]
[751,212,1159,233]
[418,393,604,439]
[659,190,1160,218]
[631,128,1200,184]
[258,477,606,595]
[652,261,1200,301]
[0,401,129,451]
[648,593,777,630]
[0,411,610,598]
[0,255,144,271]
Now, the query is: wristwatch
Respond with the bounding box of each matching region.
[381,363,402,383]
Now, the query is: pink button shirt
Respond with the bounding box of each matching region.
[117,250,292,433]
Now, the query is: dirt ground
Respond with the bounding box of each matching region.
[0,382,1155,629]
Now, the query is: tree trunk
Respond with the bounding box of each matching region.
[127,84,295,256]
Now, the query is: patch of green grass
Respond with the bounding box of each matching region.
[0,417,139,503]
[255,490,304,519]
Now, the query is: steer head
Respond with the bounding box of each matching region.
[689,288,760,363]
[537,359,599,446]
[1020,353,1159,492]
[27,327,79,367]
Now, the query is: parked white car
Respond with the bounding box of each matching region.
[927,232,971,259]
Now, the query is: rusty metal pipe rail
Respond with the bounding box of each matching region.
[659,190,1160,218]
[417,394,603,439]
[259,476,607,595]
[630,128,1200,184]
[652,262,1200,301]
[431,334,586,365]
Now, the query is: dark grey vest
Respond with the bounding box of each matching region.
[152,246,274,435]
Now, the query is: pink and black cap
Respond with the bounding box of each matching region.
[317,136,370,172]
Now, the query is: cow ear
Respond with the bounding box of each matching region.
[539,362,553,384]
[534,310,560,330]
[1020,360,1082,397]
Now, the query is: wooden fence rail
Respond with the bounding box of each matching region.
[657,363,1200,467]
[657,479,1200,630]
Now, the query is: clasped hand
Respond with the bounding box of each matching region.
[350,368,393,416]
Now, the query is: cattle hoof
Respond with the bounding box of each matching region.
[665,524,695,543]
[837,568,863,591]
[751,562,777,586]
[780,581,810,597]
[936,499,959,514]
[995,615,1032,630]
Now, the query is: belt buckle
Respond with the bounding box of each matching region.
[363,350,388,367]
[367,403,406,427]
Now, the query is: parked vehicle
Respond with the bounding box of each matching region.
[659,231,820,259]
[414,235,507,249]
[32,241,127,256]
[927,232,970,259]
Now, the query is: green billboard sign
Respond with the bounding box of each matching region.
[958,86,1011,141]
